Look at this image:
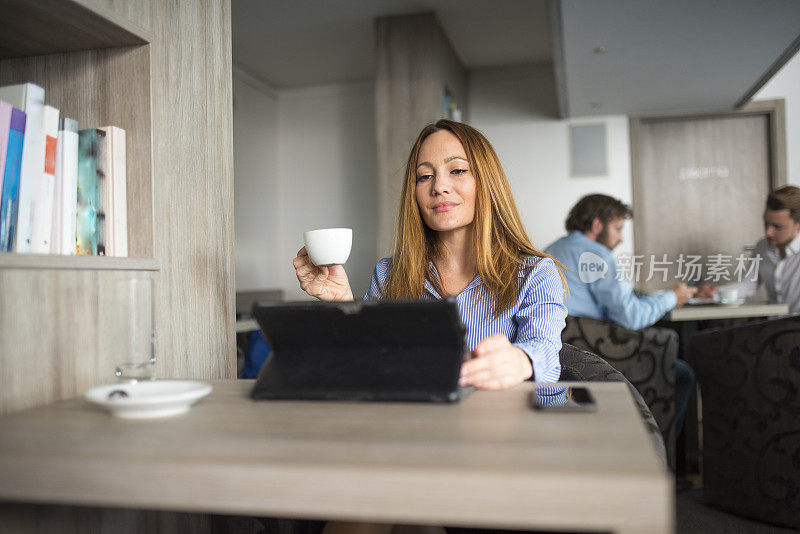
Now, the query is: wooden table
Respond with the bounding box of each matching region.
[235,317,258,333]
[0,380,673,533]
[668,302,789,321]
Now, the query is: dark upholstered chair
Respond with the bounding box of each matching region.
[561,316,678,466]
[689,315,800,529]
[559,342,667,466]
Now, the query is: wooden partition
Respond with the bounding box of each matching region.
[374,12,467,256]
[0,0,235,413]
[0,0,237,531]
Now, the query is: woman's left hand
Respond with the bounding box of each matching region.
[459,334,533,390]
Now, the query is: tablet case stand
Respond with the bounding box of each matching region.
[250,299,468,402]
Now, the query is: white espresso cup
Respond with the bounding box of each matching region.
[303,228,352,266]
[717,288,739,305]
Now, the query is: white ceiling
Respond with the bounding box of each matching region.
[231,0,551,88]
[558,0,800,117]
[232,0,800,117]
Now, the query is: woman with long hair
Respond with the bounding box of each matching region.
[293,119,567,389]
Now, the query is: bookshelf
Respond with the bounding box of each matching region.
[0,0,149,58]
[0,0,161,414]
[0,0,236,529]
[0,0,155,265]
[0,254,158,271]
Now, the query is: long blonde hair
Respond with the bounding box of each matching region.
[384,119,567,319]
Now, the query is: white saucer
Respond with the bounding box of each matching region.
[85,380,212,419]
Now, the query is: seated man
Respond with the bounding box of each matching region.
[698,185,800,313]
[545,194,695,438]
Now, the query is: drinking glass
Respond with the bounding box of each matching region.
[112,277,155,381]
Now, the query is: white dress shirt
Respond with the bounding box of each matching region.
[734,233,800,314]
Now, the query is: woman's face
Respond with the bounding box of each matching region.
[414,130,477,235]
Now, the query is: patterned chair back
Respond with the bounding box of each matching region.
[562,315,678,466]
[560,343,667,465]
[690,315,800,528]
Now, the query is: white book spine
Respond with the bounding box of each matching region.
[51,120,64,254]
[111,127,127,257]
[53,117,79,255]
[30,105,59,254]
[99,126,127,257]
[5,83,45,253]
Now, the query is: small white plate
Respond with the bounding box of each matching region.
[85,380,212,419]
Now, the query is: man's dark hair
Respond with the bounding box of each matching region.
[766,185,800,223]
[565,194,633,232]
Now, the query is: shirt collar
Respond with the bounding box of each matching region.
[786,232,800,257]
[571,230,598,247]
[766,232,800,259]
[423,261,482,298]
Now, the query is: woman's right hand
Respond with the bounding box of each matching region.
[293,247,354,302]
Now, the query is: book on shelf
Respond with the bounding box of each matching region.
[77,129,103,256]
[0,100,11,198]
[0,81,129,258]
[98,126,127,257]
[0,82,45,253]
[0,108,26,252]
[52,117,79,255]
[30,105,59,254]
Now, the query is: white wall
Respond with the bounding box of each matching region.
[277,86,377,300]
[468,66,635,257]
[233,75,377,300]
[464,55,799,273]
[233,78,280,291]
[755,50,800,186]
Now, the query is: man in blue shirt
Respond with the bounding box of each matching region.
[545,194,696,447]
[546,195,696,324]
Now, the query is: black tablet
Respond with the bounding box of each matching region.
[250,299,469,402]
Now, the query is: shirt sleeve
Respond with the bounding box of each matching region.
[512,257,568,383]
[590,255,676,331]
[362,258,390,301]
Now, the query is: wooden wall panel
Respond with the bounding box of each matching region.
[0,1,236,530]
[374,13,468,256]
[0,269,155,413]
[148,0,236,381]
[0,0,235,408]
[94,0,153,33]
[204,0,237,380]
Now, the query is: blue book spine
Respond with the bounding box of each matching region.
[0,108,26,251]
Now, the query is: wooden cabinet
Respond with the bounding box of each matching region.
[0,0,155,266]
[0,0,236,414]
[0,0,236,531]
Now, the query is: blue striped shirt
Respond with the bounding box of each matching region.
[363,256,568,382]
